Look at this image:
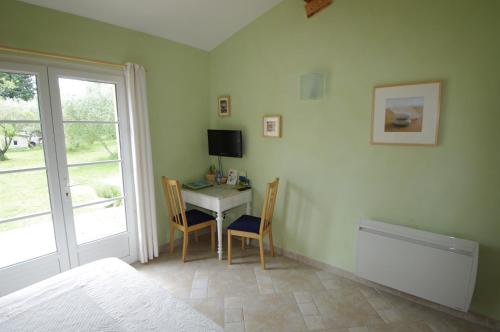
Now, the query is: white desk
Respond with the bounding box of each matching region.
[182,185,252,260]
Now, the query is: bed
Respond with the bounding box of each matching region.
[0,258,222,332]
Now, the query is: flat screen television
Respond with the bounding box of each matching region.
[207,130,242,158]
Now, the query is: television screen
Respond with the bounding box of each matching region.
[207,130,242,158]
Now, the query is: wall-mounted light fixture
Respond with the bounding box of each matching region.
[300,73,326,100]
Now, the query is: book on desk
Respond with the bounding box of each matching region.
[183,180,212,190]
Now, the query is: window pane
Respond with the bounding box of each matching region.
[0,214,56,268]
[0,170,51,220]
[0,123,45,171]
[59,78,117,122]
[73,199,126,244]
[64,123,120,164]
[68,162,123,206]
[0,72,40,121]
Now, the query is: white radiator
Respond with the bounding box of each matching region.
[356,219,478,312]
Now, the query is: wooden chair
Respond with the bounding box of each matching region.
[227,178,279,269]
[162,176,216,262]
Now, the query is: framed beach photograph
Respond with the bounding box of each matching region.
[263,115,281,138]
[371,81,442,146]
[218,96,231,117]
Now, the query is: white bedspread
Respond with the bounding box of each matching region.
[0,258,222,332]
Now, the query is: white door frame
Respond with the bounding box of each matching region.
[0,61,70,295]
[48,67,138,266]
[0,58,138,295]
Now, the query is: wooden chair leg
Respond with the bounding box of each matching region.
[182,231,189,262]
[169,224,175,254]
[194,231,199,243]
[241,237,245,251]
[227,231,232,265]
[259,237,265,270]
[211,223,215,254]
[269,227,275,257]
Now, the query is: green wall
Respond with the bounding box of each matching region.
[209,0,500,319]
[1,0,499,321]
[0,0,210,244]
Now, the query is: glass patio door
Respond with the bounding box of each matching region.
[48,68,137,267]
[0,61,137,296]
[0,62,70,296]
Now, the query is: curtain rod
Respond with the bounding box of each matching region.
[0,45,125,69]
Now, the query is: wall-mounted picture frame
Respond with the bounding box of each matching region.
[263,115,281,138]
[371,81,442,146]
[218,96,231,117]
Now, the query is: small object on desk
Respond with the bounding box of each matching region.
[235,183,251,191]
[238,175,250,187]
[206,164,217,184]
[183,180,213,190]
[227,169,238,185]
[209,164,217,174]
[205,173,215,184]
[215,170,222,185]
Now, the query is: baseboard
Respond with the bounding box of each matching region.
[255,242,499,330]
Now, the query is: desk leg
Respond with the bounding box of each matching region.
[245,202,252,246]
[216,211,223,260]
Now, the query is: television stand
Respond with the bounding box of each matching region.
[217,155,223,176]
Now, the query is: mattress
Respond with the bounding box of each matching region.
[0,258,222,332]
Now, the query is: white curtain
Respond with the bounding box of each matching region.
[124,63,158,263]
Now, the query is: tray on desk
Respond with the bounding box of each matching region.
[183,180,213,190]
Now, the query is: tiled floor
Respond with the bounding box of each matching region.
[134,235,492,332]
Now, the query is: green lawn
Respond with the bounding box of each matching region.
[0,139,119,171]
[0,141,122,230]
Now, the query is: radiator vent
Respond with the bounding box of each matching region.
[356,219,478,312]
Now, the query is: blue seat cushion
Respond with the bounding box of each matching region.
[227,215,262,234]
[181,210,214,227]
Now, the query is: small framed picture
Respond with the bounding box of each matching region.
[263,115,281,138]
[218,96,231,117]
[227,169,238,185]
[371,81,442,146]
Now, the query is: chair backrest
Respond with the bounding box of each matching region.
[161,176,188,228]
[259,178,279,234]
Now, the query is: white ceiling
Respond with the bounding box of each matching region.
[19,0,284,51]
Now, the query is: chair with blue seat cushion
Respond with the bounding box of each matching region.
[183,210,215,227]
[227,215,261,233]
[227,178,279,269]
[162,177,215,262]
